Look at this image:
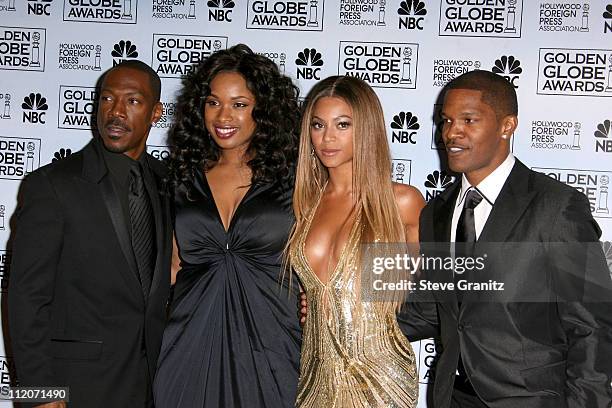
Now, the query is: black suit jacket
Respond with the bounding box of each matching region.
[8,140,172,407]
[399,160,612,408]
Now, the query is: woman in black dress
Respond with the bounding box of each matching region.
[154,44,301,407]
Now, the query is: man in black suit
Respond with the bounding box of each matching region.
[399,70,612,407]
[8,60,172,407]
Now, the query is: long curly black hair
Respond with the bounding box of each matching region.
[165,44,300,191]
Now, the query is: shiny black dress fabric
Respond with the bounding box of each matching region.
[153,172,301,408]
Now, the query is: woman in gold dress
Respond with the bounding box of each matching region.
[288,76,426,407]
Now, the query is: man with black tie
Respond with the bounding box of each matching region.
[399,70,612,407]
[8,60,172,407]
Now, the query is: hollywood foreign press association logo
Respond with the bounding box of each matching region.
[338,0,387,27]
[537,48,612,97]
[147,144,171,160]
[595,119,612,153]
[153,0,198,19]
[0,0,16,12]
[0,27,46,71]
[64,0,137,23]
[111,40,138,66]
[491,55,522,88]
[338,42,419,89]
[397,0,426,30]
[0,136,42,180]
[296,47,324,81]
[152,35,227,78]
[605,4,612,33]
[534,167,611,218]
[58,43,102,71]
[28,0,53,16]
[538,2,590,33]
[247,0,324,31]
[22,92,48,124]
[390,111,419,144]
[530,120,582,151]
[208,0,234,22]
[152,100,176,130]
[391,158,412,185]
[424,170,455,201]
[439,0,522,38]
[258,50,288,73]
[0,93,12,119]
[432,58,481,87]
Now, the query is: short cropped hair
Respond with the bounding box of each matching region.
[444,70,518,118]
[106,60,161,102]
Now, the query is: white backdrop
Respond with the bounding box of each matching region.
[1,0,612,405]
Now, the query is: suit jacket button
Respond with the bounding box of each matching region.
[458,323,464,331]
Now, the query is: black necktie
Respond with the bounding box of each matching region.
[456,189,483,244]
[454,188,483,397]
[129,163,155,299]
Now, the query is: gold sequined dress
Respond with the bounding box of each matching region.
[290,204,418,408]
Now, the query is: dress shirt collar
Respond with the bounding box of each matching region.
[456,152,516,209]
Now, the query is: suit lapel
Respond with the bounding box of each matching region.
[478,160,536,243]
[431,182,461,315]
[82,140,145,302]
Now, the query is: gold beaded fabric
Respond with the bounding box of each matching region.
[290,201,418,408]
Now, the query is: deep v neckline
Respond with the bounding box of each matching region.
[199,171,253,234]
[301,187,360,287]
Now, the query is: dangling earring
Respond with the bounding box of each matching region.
[310,147,317,173]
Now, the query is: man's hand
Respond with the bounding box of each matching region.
[299,291,307,327]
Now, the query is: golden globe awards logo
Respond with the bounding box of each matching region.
[594,119,612,153]
[247,0,324,30]
[153,0,198,19]
[424,170,455,201]
[58,43,102,71]
[208,0,235,21]
[530,120,581,150]
[391,158,412,184]
[0,136,41,179]
[147,144,170,160]
[415,338,441,384]
[397,0,426,30]
[58,85,97,130]
[537,48,612,96]
[390,111,419,144]
[433,58,481,87]
[0,27,46,71]
[152,100,176,130]
[439,0,523,38]
[534,167,612,218]
[539,2,590,32]
[152,34,228,78]
[338,41,418,89]
[339,0,386,27]
[64,0,137,23]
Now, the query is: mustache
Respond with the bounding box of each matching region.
[105,118,131,131]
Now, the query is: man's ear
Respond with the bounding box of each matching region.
[151,101,163,124]
[501,115,518,138]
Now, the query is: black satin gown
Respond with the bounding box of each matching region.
[153,172,301,407]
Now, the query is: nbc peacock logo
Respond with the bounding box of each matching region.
[21,92,48,124]
[390,111,419,144]
[296,48,323,81]
[594,119,612,153]
[111,40,138,66]
[491,55,522,88]
[424,170,455,201]
[208,0,234,21]
[397,0,426,30]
